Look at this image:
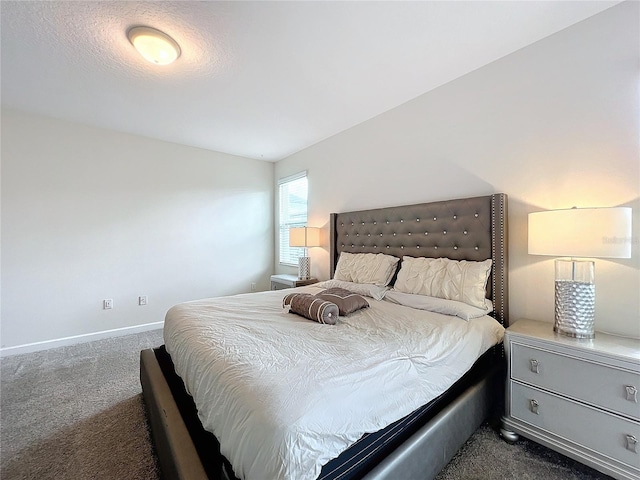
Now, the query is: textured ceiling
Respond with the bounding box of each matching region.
[1,1,619,161]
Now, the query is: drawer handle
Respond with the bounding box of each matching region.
[625,385,638,403]
[530,399,539,415]
[530,359,540,374]
[626,435,638,453]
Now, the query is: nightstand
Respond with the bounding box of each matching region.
[501,319,640,480]
[270,274,318,291]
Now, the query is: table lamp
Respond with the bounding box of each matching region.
[289,226,320,280]
[528,206,632,338]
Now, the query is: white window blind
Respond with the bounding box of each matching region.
[279,172,308,266]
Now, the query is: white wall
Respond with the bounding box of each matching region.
[1,109,274,349]
[275,3,640,338]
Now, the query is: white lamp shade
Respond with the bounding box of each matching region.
[289,227,320,248]
[528,207,632,258]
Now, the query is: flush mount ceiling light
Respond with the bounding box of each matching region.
[127,26,181,65]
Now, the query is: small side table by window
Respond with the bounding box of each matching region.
[270,274,318,290]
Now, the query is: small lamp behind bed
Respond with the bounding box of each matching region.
[528,206,632,339]
[289,226,320,280]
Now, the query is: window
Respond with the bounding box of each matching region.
[278,172,308,265]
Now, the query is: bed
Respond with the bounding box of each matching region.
[140,193,509,480]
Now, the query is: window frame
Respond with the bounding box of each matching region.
[278,171,308,267]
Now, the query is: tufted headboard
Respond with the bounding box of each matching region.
[329,194,509,326]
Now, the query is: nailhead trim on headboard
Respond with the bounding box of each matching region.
[490,194,509,327]
[329,194,509,326]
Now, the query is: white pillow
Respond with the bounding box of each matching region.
[334,252,399,287]
[316,279,390,301]
[393,256,492,309]
[385,290,493,321]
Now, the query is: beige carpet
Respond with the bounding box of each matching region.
[1,329,610,480]
[1,331,162,480]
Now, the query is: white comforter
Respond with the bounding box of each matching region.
[164,285,504,480]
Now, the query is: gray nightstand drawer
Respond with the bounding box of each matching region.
[512,382,640,472]
[512,343,640,421]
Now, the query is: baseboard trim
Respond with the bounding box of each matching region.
[0,321,164,357]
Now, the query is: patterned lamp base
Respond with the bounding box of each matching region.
[298,256,311,280]
[553,259,596,339]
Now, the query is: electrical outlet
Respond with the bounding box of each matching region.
[138,295,148,306]
[251,282,257,292]
[103,299,113,310]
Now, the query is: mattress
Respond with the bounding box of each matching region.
[164,284,504,480]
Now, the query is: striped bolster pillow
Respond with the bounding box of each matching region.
[282,293,339,325]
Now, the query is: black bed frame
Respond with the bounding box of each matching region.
[140,193,509,480]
